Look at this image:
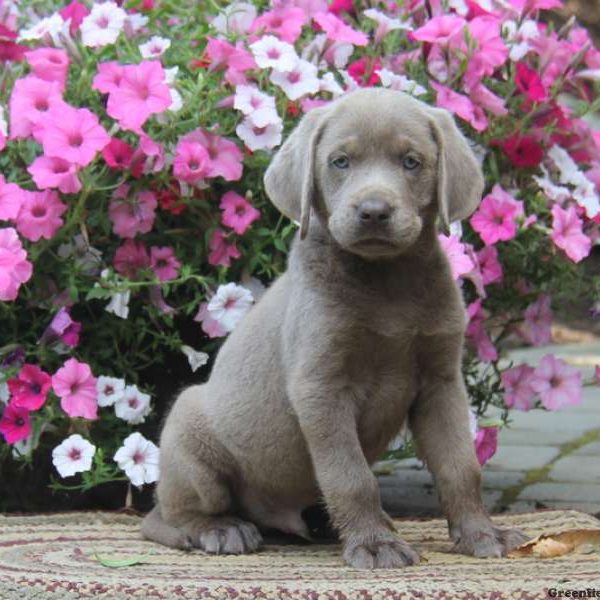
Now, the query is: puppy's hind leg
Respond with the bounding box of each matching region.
[143,452,263,555]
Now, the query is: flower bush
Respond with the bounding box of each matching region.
[0,0,599,510]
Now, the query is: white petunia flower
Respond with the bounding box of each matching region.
[363,8,412,43]
[52,434,96,478]
[250,35,298,72]
[168,88,183,112]
[105,290,131,319]
[377,68,427,96]
[96,376,126,407]
[270,59,320,101]
[236,114,283,151]
[0,105,7,138]
[114,432,160,487]
[319,72,345,97]
[12,434,35,459]
[533,166,571,202]
[302,33,352,70]
[125,13,149,34]
[164,66,179,85]
[211,1,257,35]
[19,13,65,44]
[114,384,151,424]
[181,345,209,372]
[207,283,254,333]
[449,221,463,239]
[0,381,9,406]
[139,35,171,59]
[234,85,277,116]
[81,2,127,48]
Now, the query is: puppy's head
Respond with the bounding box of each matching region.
[264,88,484,259]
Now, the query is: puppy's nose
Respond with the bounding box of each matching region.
[357,199,392,223]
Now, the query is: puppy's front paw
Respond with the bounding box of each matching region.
[451,518,529,558]
[191,517,263,555]
[343,532,420,569]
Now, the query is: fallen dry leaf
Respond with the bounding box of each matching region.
[508,529,600,559]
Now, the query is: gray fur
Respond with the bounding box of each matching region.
[142,89,527,568]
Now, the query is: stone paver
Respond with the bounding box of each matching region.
[377,342,600,518]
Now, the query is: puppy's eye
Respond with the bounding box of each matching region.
[331,155,350,169]
[403,156,421,170]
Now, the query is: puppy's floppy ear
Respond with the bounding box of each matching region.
[264,106,329,240]
[428,107,484,232]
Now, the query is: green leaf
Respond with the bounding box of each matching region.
[93,551,150,568]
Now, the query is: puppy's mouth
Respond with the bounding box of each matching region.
[349,237,402,257]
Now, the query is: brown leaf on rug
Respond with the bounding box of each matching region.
[508,529,600,558]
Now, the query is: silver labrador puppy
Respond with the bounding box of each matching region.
[142,88,527,568]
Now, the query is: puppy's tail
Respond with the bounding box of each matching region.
[141,505,191,550]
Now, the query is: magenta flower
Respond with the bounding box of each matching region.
[113,239,150,279]
[0,175,25,221]
[24,47,70,90]
[470,187,521,245]
[466,300,498,362]
[0,403,32,444]
[520,294,552,347]
[150,246,181,282]
[313,12,368,45]
[220,191,261,235]
[8,364,52,411]
[194,302,227,338]
[515,62,547,103]
[476,246,503,285]
[529,354,583,410]
[178,129,243,182]
[59,1,90,33]
[41,307,82,349]
[106,61,172,132]
[474,426,498,466]
[16,190,67,242]
[28,156,81,194]
[550,204,591,263]
[92,61,124,94]
[0,227,33,301]
[251,7,306,43]
[108,185,157,239]
[173,140,210,184]
[438,234,475,280]
[208,229,241,267]
[501,364,537,411]
[52,358,98,420]
[102,138,134,170]
[8,76,65,140]
[411,14,465,44]
[39,104,110,167]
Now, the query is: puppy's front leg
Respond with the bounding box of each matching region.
[410,333,528,557]
[291,385,420,569]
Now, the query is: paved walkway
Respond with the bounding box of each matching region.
[377,342,600,518]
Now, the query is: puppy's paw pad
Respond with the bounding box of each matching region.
[193,519,263,554]
[344,536,420,569]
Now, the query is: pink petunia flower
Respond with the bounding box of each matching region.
[24,47,70,90]
[178,129,244,181]
[108,185,157,239]
[520,294,552,346]
[0,403,31,444]
[59,2,90,34]
[194,301,227,338]
[313,12,368,45]
[203,38,257,85]
[438,234,475,279]
[173,140,210,184]
[431,82,487,132]
[0,227,33,301]
[470,185,521,245]
[92,61,124,94]
[16,190,67,242]
[476,246,503,285]
[8,364,52,411]
[106,61,172,132]
[38,104,110,167]
[150,246,181,282]
[251,7,306,43]
[8,76,65,140]
[220,191,261,235]
[474,426,498,466]
[550,204,591,263]
[466,299,498,362]
[113,239,150,279]
[501,364,537,411]
[28,156,81,194]
[41,306,82,349]
[0,175,25,221]
[102,138,134,170]
[411,14,466,44]
[529,354,583,410]
[208,229,241,267]
[52,358,98,419]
